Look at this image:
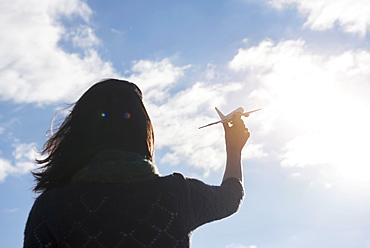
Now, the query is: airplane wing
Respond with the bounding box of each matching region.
[198,120,222,129]
[242,108,262,117]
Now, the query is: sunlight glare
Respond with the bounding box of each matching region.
[259,58,370,188]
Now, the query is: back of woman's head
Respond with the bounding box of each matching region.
[70,79,153,157]
[33,79,154,193]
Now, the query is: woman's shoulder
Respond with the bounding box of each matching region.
[161,172,186,180]
[160,172,200,186]
[157,172,193,191]
[159,173,216,193]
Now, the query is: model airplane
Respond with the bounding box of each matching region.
[198,107,261,129]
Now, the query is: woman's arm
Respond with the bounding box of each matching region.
[222,112,250,182]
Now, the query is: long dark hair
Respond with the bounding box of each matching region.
[32,79,154,193]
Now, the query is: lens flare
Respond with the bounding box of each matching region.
[124,112,131,119]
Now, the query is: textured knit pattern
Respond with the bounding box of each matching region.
[71,150,160,184]
[24,174,243,248]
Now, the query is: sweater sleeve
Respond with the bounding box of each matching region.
[24,193,57,248]
[173,173,244,231]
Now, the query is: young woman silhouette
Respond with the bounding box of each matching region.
[24,79,250,248]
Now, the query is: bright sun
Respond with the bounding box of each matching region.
[255,67,370,188]
[287,90,369,187]
[233,39,370,188]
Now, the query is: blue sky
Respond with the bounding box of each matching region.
[1,0,370,247]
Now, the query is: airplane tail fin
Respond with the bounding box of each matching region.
[215,107,225,119]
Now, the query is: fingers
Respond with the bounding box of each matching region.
[230,112,243,128]
[222,112,244,129]
[223,112,249,132]
[224,112,250,152]
[231,113,250,137]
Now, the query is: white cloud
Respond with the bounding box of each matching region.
[242,143,268,160]
[127,58,191,104]
[3,208,19,213]
[0,142,39,182]
[0,159,12,182]
[0,0,117,105]
[269,0,370,36]
[68,25,101,48]
[228,39,370,185]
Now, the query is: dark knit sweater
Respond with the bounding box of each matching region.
[24,151,244,248]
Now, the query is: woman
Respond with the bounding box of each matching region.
[24,79,250,247]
